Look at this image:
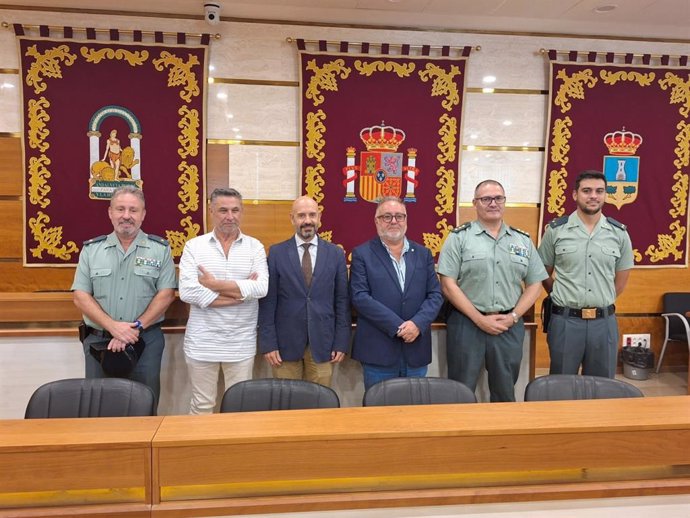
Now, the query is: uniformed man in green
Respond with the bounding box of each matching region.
[72,185,176,403]
[538,170,633,378]
[438,180,547,402]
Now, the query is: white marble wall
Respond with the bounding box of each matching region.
[0,9,687,203]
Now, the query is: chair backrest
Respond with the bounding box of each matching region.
[524,374,644,402]
[25,378,156,418]
[663,292,690,340]
[220,379,340,412]
[363,377,477,407]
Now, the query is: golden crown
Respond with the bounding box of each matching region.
[360,122,406,152]
[604,128,643,156]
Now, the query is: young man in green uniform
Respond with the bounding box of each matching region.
[72,186,177,403]
[438,180,547,402]
[538,170,633,378]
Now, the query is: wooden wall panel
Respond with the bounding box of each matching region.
[0,200,22,258]
[0,137,21,196]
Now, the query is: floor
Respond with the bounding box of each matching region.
[535,368,688,397]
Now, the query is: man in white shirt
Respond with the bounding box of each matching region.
[179,187,268,414]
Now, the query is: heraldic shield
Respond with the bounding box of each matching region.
[602,128,643,210]
[360,151,403,201]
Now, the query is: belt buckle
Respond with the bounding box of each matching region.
[581,308,597,319]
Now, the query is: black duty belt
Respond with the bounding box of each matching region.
[551,304,615,320]
[479,308,513,316]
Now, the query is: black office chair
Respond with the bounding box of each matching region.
[657,292,690,374]
[363,377,477,407]
[25,378,156,418]
[220,378,340,412]
[524,374,644,401]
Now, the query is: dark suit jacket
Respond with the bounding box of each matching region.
[350,237,443,368]
[258,236,351,363]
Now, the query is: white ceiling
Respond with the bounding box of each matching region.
[3,0,690,40]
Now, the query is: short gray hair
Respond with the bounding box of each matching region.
[110,185,145,207]
[210,187,243,203]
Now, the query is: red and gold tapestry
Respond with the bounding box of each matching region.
[299,42,471,259]
[18,29,207,265]
[540,52,690,267]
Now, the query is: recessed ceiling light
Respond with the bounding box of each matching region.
[482,75,496,84]
[593,4,617,13]
[217,92,227,100]
[470,133,478,140]
[502,120,513,126]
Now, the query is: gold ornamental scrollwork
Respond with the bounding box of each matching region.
[318,230,333,243]
[80,47,149,66]
[423,218,452,257]
[27,97,50,152]
[25,44,77,94]
[28,211,79,260]
[177,105,200,158]
[305,110,327,161]
[434,166,455,216]
[550,117,572,165]
[633,249,642,263]
[304,59,351,107]
[546,167,569,216]
[600,70,655,87]
[436,113,457,164]
[304,164,326,206]
[354,60,415,78]
[419,64,462,110]
[553,68,597,113]
[177,161,199,215]
[166,216,201,258]
[645,220,685,262]
[27,155,52,209]
[674,120,690,170]
[659,72,690,117]
[669,170,688,219]
[153,51,201,103]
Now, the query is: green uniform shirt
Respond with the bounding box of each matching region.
[438,220,547,313]
[538,212,633,308]
[71,230,177,328]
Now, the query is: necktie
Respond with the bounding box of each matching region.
[301,243,312,288]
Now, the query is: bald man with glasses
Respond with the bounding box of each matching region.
[438,180,547,402]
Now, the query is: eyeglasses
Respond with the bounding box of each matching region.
[377,213,407,223]
[474,195,506,206]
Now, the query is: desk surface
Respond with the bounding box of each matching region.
[153,396,690,447]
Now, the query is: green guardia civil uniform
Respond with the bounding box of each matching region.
[438,220,547,402]
[71,230,177,400]
[538,212,633,378]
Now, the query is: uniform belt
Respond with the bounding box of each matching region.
[480,308,513,316]
[551,304,615,320]
[87,323,161,338]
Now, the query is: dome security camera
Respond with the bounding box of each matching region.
[204,2,221,26]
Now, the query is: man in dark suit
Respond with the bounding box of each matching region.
[258,196,351,387]
[350,197,443,390]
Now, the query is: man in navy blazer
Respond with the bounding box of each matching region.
[258,196,351,387]
[350,197,443,389]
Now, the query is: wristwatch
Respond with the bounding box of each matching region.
[511,311,519,324]
[134,319,144,331]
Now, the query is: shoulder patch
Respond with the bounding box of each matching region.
[606,217,627,231]
[147,234,170,246]
[509,226,530,237]
[83,235,107,246]
[451,222,471,234]
[548,216,569,229]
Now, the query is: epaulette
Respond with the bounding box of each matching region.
[606,217,627,231]
[82,235,107,246]
[509,226,530,237]
[451,222,471,234]
[147,234,170,246]
[548,216,569,229]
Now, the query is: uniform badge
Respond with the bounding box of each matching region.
[509,244,528,257]
[136,256,161,268]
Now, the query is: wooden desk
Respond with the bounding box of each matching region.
[0,417,162,514]
[152,396,690,516]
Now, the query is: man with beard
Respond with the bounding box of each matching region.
[438,180,546,402]
[179,188,268,413]
[258,196,350,386]
[539,170,633,378]
[350,197,443,390]
[72,185,176,403]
